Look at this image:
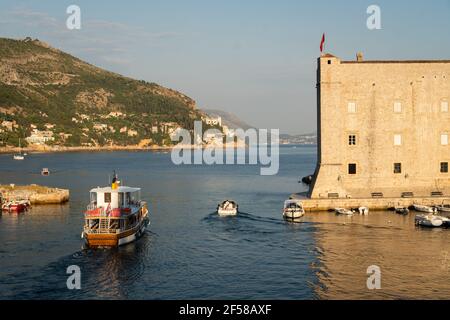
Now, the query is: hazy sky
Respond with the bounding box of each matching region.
[1,0,450,134]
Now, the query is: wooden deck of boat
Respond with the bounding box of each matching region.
[291,193,450,212]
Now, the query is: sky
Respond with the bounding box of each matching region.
[1,0,450,134]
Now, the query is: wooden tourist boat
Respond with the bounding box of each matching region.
[81,173,149,248]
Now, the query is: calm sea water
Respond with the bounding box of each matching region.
[0,146,449,300]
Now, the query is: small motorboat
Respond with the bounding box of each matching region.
[395,206,410,215]
[413,204,436,213]
[283,200,305,220]
[2,200,28,213]
[436,205,450,213]
[358,207,369,215]
[335,208,354,216]
[415,214,449,228]
[41,168,50,176]
[217,200,238,216]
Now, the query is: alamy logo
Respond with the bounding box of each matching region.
[171,121,279,176]
[66,265,81,290]
[366,265,381,290]
[366,5,382,30]
[66,5,81,30]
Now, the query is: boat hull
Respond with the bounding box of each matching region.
[217,209,238,217]
[283,210,305,219]
[83,218,149,248]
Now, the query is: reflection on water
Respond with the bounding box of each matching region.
[306,211,450,299]
[1,147,450,299]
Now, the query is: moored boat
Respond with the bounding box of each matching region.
[358,207,369,215]
[41,168,50,176]
[283,200,305,220]
[436,204,450,213]
[217,200,238,216]
[395,206,410,215]
[2,200,29,213]
[335,208,354,216]
[13,138,25,160]
[413,204,436,214]
[415,214,449,228]
[81,172,149,248]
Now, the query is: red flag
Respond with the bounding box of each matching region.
[320,33,325,53]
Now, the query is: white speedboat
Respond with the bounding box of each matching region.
[335,208,354,216]
[283,200,305,219]
[413,204,436,213]
[415,214,449,228]
[217,200,238,216]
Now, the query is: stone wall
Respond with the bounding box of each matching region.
[310,54,450,199]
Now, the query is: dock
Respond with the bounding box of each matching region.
[0,184,69,205]
[291,192,450,212]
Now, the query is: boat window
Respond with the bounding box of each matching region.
[126,192,131,205]
[104,192,111,203]
[90,192,97,203]
[119,192,124,207]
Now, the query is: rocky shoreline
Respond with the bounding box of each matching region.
[0,184,69,205]
[0,142,246,154]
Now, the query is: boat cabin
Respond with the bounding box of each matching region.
[88,185,141,213]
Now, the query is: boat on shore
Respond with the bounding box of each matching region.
[413,204,436,213]
[283,200,305,220]
[335,208,354,216]
[81,173,149,248]
[217,200,238,216]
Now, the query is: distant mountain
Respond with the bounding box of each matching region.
[202,109,253,130]
[0,37,203,147]
[279,132,317,145]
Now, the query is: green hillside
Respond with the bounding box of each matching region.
[0,37,203,147]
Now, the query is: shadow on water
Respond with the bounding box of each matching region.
[1,230,156,300]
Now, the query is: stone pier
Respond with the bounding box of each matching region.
[0,184,69,205]
[291,193,450,212]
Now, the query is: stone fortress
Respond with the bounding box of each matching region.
[300,52,450,210]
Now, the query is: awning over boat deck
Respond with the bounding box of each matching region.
[90,186,141,193]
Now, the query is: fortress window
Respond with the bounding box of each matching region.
[394,102,402,113]
[441,134,449,145]
[441,101,449,112]
[348,163,357,175]
[328,60,331,64]
[104,192,111,203]
[348,135,356,145]
[394,163,402,174]
[441,162,449,173]
[394,134,402,146]
[348,102,357,113]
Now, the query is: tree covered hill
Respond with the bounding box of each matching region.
[0,37,203,147]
